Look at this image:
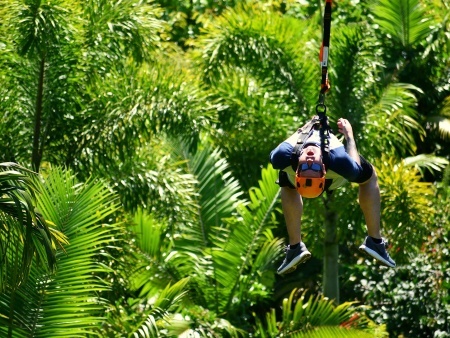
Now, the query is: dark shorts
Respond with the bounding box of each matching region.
[353,155,374,184]
[276,155,374,190]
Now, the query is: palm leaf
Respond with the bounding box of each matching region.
[131,278,190,338]
[83,0,163,64]
[372,0,433,47]
[365,83,425,157]
[181,144,244,250]
[8,0,73,56]
[127,140,244,282]
[0,163,65,291]
[130,209,167,259]
[0,167,121,337]
[254,288,385,337]
[292,326,382,338]
[210,164,283,313]
[78,53,214,181]
[190,146,243,235]
[127,142,246,311]
[132,316,159,338]
[194,3,317,108]
[127,208,186,300]
[403,154,449,176]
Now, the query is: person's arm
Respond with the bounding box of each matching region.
[337,118,360,165]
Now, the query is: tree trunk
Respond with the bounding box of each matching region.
[322,193,339,304]
[32,56,46,172]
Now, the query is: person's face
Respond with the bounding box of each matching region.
[298,145,323,178]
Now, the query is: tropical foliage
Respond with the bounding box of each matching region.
[0,163,66,291]
[253,288,386,337]
[0,167,119,336]
[0,0,449,337]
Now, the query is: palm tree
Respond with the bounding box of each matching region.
[0,0,167,170]
[0,0,217,225]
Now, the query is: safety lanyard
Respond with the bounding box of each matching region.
[316,0,332,156]
[318,0,332,110]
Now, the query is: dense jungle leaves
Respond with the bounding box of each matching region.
[0,167,120,336]
[0,0,449,336]
[0,163,65,291]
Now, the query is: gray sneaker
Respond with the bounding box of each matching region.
[359,236,396,268]
[277,242,311,275]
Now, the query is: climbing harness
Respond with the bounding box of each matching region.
[291,0,334,198]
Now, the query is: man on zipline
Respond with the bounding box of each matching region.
[270,116,396,275]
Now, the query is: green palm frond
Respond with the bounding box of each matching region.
[83,0,164,64]
[292,326,384,338]
[185,144,244,247]
[0,167,121,337]
[281,291,364,330]
[127,210,174,298]
[328,24,384,125]
[210,165,283,313]
[131,315,159,338]
[127,142,245,300]
[0,163,66,291]
[5,0,73,57]
[131,278,190,338]
[372,0,434,48]
[77,55,215,185]
[194,3,317,107]
[131,209,167,259]
[403,154,449,177]
[254,288,385,337]
[365,83,425,157]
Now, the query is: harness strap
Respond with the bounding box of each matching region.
[319,0,332,101]
[318,113,331,157]
[291,115,333,171]
[290,116,321,170]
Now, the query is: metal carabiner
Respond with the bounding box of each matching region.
[316,103,327,115]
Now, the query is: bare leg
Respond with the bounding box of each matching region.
[278,186,312,274]
[281,187,303,245]
[358,168,382,239]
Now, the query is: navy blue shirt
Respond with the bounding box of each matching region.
[270,130,370,190]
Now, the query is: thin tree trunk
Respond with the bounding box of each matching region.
[322,193,339,304]
[32,56,46,172]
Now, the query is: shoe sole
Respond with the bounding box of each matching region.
[277,252,312,275]
[359,245,396,268]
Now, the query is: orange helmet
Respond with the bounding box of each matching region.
[295,163,326,198]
